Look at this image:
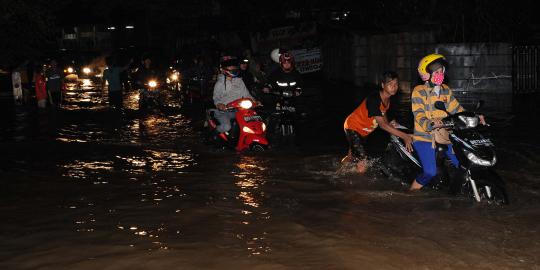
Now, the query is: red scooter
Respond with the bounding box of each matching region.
[205,98,268,152]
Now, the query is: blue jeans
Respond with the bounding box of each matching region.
[214,110,236,133]
[413,141,459,186]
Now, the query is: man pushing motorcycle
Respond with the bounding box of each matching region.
[342,71,413,173]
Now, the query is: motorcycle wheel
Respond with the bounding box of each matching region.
[464,170,509,205]
[484,183,509,205]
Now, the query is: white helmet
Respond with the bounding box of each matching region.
[270,48,281,63]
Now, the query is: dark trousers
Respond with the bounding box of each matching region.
[109,91,123,108]
[344,129,367,161]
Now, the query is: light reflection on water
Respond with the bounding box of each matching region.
[60,150,195,181]
[2,82,540,269]
[61,160,114,180]
[233,156,272,256]
[60,149,194,251]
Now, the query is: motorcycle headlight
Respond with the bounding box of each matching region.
[66,67,74,73]
[239,100,253,109]
[83,67,92,74]
[170,73,179,81]
[242,126,255,134]
[465,150,496,166]
[458,115,479,128]
[148,80,158,88]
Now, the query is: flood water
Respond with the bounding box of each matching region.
[1,78,540,270]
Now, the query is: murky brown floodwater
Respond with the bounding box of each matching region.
[1,79,539,270]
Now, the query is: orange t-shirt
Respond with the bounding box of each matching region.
[344,92,390,137]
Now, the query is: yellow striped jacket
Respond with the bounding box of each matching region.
[411,83,464,142]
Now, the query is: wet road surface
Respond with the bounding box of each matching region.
[1,79,540,269]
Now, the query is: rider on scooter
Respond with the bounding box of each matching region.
[135,55,158,88]
[409,54,486,191]
[342,71,413,173]
[212,55,256,137]
[262,51,303,97]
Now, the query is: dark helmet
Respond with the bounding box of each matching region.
[220,55,239,77]
[220,55,238,68]
[279,52,294,72]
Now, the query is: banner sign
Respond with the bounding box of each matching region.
[291,48,322,74]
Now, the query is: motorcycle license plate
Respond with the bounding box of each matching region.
[469,138,494,146]
[278,106,296,112]
[244,115,262,122]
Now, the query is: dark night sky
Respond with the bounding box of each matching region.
[1,0,538,65]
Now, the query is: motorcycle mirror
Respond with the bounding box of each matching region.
[475,100,485,110]
[434,101,447,112]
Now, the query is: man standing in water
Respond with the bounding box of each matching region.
[102,56,131,110]
[45,59,63,107]
[342,71,413,173]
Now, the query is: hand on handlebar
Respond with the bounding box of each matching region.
[403,134,414,153]
[431,119,445,128]
[478,114,488,126]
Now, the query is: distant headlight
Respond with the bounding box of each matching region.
[83,67,92,74]
[458,115,479,128]
[148,80,158,88]
[170,73,179,81]
[66,67,74,73]
[240,100,253,109]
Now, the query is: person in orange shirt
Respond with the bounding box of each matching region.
[342,71,413,173]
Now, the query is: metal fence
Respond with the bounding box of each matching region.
[512,45,540,114]
[513,45,539,95]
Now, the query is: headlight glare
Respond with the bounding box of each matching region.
[240,100,253,109]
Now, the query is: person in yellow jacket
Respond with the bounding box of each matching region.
[410,54,485,190]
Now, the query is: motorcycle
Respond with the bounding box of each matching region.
[260,82,302,144]
[139,78,165,110]
[205,98,269,152]
[166,69,181,92]
[383,101,508,204]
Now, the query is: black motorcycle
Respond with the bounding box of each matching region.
[138,78,165,110]
[260,84,301,144]
[383,101,508,204]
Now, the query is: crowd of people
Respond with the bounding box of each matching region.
[7,49,483,192]
[10,59,64,109]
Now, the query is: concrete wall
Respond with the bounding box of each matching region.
[322,31,512,112]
